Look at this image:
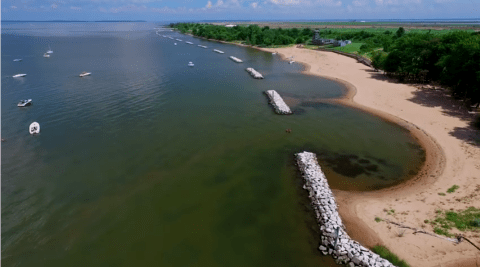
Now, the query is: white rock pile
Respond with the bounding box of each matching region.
[246,68,264,79]
[264,90,292,115]
[296,152,395,267]
[229,56,243,63]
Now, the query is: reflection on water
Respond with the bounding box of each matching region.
[1,22,424,266]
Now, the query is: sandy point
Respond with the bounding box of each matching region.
[260,46,480,267]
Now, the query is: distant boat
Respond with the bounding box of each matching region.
[46,45,53,54]
[29,122,40,135]
[13,74,27,78]
[198,45,208,48]
[186,41,193,45]
[188,62,194,67]
[176,39,182,41]
[79,71,91,77]
[18,99,32,107]
[13,59,23,62]
[213,49,224,54]
[43,53,50,58]
[289,60,295,64]
[174,43,177,45]
[272,52,277,55]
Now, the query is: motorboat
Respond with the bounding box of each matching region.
[213,49,224,54]
[13,59,23,62]
[43,53,50,57]
[13,74,27,78]
[18,99,32,107]
[198,45,208,48]
[176,39,182,41]
[289,60,295,64]
[174,43,177,45]
[186,41,193,45]
[188,62,194,67]
[79,71,91,77]
[46,45,53,54]
[29,122,40,134]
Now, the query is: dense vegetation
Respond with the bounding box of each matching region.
[171,23,480,107]
[171,23,314,46]
[371,245,410,267]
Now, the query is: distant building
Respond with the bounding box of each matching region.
[312,31,351,47]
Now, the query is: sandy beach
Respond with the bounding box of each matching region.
[260,47,480,266]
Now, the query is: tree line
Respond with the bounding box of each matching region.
[171,23,313,46]
[370,30,480,107]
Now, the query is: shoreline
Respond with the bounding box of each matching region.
[179,32,480,265]
[258,46,480,267]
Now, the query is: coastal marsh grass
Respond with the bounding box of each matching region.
[438,192,446,196]
[371,245,410,267]
[432,207,480,237]
[375,217,383,222]
[447,185,460,193]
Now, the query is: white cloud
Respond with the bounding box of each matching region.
[11,5,17,9]
[206,0,213,8]
[352,0,368,6]
[434,0,454,2]
[268,0,304,5]
[315,0,342,6]
[51,3,58,9]
[251,2,259,8]
[70,6,82,10]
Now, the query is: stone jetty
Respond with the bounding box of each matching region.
[296,151,395,267]
[264,90,292,115]
[229,56,243,63]
[246,68,264,79]
[213,49,225,54]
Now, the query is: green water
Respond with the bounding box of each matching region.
[2,22,424,266]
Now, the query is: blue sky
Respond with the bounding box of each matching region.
[2,0,479,21]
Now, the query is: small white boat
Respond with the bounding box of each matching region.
[13,74,27,78]
[289,60,295,64]
[176,39,182,41]
[198,45,208,49]
[168,37,174,39]
[188,62,194,67]
[213,49,224,54]
[174,43,177,45]
[43,53,50,58]
[46,45,53,54]
[79,71,91,77]
[29,122,40,135]
[18,99,32,107]
[13,59,23,62]
[186,41,193,45]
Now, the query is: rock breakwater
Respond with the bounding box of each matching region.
[296,152,395,267]
[264,90,292,115]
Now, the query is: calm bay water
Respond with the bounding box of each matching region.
[2,22,424,266]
